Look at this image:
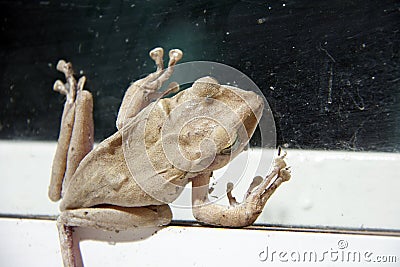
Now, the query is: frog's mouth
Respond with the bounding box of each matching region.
[220,133,241,155]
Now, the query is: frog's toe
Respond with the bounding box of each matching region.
[53,80,67,95]
[56,60,74,77]
[280,167,291,182]
[149,47,164,61]
[168,49,183,66]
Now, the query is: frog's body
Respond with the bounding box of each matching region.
[49,48,290,266]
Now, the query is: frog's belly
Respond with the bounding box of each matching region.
[61,170,185,210]
[59,131,187,211]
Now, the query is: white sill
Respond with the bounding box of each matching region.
[1,140,399,230]
[1,141,400,266]
[1,217,399,267]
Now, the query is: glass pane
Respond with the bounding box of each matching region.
[1,0,399,233]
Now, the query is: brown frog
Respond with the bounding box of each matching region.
[48,47,290,266]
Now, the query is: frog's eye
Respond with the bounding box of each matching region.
[221,134,240,155]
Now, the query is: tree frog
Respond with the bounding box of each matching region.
[48,47,290,266]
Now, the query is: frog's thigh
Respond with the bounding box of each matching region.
[59,205,172,231]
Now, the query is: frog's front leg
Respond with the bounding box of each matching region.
[116,47,183,129]
[191,152,291,227]
[49,60,94,201]
[57,205,172,267]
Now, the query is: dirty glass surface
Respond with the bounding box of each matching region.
[1,0,399,152]
[0,0,399,232]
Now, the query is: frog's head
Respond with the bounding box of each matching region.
[161,76,264,173]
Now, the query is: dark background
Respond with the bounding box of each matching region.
[1,0,399,152]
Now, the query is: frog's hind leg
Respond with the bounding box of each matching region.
[49,60,94,201]
[48,61,77,201]
[57,205,172,267]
